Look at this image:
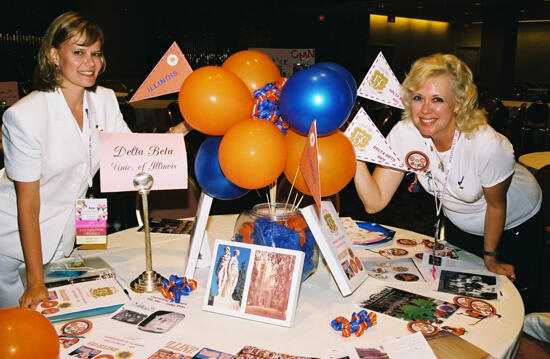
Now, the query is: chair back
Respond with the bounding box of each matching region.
[119,102,138,131]
[535,164,550,230]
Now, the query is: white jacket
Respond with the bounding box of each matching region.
[0,86,131,262]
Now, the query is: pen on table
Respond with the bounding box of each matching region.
[114,276,132,300]
[46,274,101,288]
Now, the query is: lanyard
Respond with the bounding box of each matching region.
[429,129,460,217]
[86,108,93,188]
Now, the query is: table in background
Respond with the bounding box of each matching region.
[123,99,175,133]
[519,151,550,173]
[78,214,523,359]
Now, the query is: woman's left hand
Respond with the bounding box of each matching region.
[484,256,516,281]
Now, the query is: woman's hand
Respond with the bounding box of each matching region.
[19,282,48,309]
[484,256,516,281]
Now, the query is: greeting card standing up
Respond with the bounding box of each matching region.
[75,198,108,248]
[301,201,367,296]
[299,120,321,210]
[203,240,304,327]
[184,192,213,279]
[344,107,406,170]
[130,42,193,102]
[99,133,187,192]
[357,52,404,109]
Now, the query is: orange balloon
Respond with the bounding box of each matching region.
[178,66,253,135]
[0,307,59,358]
[222,50,281,93]
[284,129,356,197]
[219,119,287,189]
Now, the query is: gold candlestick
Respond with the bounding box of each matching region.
[130,172,166,293]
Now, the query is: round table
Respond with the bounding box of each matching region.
[519,151,550,173]
[68,214,523,359]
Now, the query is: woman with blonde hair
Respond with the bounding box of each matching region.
[0,11,189,308]
[355,53,543,308]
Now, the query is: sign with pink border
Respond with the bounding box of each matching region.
[99,133,188,192]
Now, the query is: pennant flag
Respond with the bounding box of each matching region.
[344,108,406,171]
[300,120,321,210]
[129,42,192,102]
[357,52,404,109]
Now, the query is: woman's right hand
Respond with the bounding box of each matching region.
[19,281,48,309]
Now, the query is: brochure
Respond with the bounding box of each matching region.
[37,276,129,323]
[59,295,200,359]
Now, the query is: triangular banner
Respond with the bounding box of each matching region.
[129,42,193,102]
[299,120,321,211]
[344,108,406,171]
[357,52,404,109]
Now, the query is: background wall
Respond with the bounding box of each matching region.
[0,3,549,99]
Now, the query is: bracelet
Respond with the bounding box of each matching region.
[168,126,176,134]
[483,250,499,257]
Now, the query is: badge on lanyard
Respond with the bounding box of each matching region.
[75,198,108,247]
[405,150,430,192]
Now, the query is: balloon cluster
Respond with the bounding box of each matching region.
[160,275,197,303]
[331,310,378,337]
[179,50,358,199]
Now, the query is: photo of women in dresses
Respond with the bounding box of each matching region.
[208,244,250,310]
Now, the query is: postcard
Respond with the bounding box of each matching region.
[358,286,459,324]
[437,270,500,300]
[234,345,318,359]
[203,240,304,327]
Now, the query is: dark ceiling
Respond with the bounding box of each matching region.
[285,0,550,24]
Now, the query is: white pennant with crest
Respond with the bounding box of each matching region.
[344,108,406,171]
[357,52,404,109]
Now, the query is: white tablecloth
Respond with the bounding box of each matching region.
[77,214,523,358]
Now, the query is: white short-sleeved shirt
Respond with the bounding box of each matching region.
[387,120,542,236]
[0,86,131,262]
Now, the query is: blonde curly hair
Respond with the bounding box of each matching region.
[401,53,486,134]
[34,11,105,92]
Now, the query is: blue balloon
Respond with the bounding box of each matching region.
[194,137,250,200]
[316,62,357,100]
[279,65,354,135]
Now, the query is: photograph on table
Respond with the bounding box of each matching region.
[362,258,425,283]
[204,240,304,327]
[358,286,459,324]
[437,270,500,300]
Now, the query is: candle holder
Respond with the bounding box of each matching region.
[130,172,166,293]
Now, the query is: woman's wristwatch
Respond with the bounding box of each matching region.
[483,250,499,257]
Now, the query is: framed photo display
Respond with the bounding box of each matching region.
[203,240,304,327]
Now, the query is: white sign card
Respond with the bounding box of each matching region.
[345,107,406,170]
[357,51,404,109]
[99,133,187,192]
[203,240,304,327]
[184,192,213,279]
[250,47,315,77]
[301,201,367,296]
